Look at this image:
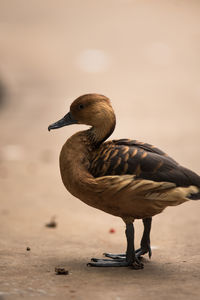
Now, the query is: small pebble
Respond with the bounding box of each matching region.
[55,267,69,275]
[45,216,57,228]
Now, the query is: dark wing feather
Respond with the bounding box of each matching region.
[112,139,178,164]
[89,139,200,189]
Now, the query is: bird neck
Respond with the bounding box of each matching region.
[86,114,116,147]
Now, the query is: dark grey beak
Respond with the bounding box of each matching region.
[48,112,78,131]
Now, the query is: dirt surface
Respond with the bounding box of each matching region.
[0,1,200,299]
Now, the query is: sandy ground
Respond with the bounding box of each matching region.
[0,1,200,299]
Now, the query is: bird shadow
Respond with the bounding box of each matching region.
[44,254,182,282]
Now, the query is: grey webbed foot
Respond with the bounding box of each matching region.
[88,257,143,269]
[87,223,144,269]
[87,258,129,267]
[103,252,126,260]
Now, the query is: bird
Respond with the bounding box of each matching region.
[48,93,200,269]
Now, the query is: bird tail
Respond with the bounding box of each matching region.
[188,191,200,200]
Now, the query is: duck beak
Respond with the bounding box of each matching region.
[48,112,78,131]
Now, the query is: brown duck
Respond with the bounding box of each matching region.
[48,94,200,269]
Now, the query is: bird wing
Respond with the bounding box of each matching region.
[112,139,178,164]
[89,139,200,189]
[93,174,198,207]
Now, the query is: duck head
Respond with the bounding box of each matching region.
[48,94,116,144]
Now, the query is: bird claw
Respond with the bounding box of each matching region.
[131,260,144,269]
[135,243,152,259]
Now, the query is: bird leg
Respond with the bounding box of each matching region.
[104,218,152,260]
[135,217,152,258]
[87,223,143,269]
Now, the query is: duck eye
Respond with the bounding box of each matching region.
[79,104,84,110]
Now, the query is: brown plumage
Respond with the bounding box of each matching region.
[48,93,200,269]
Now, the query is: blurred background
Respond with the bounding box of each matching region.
[0,0,200,299]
